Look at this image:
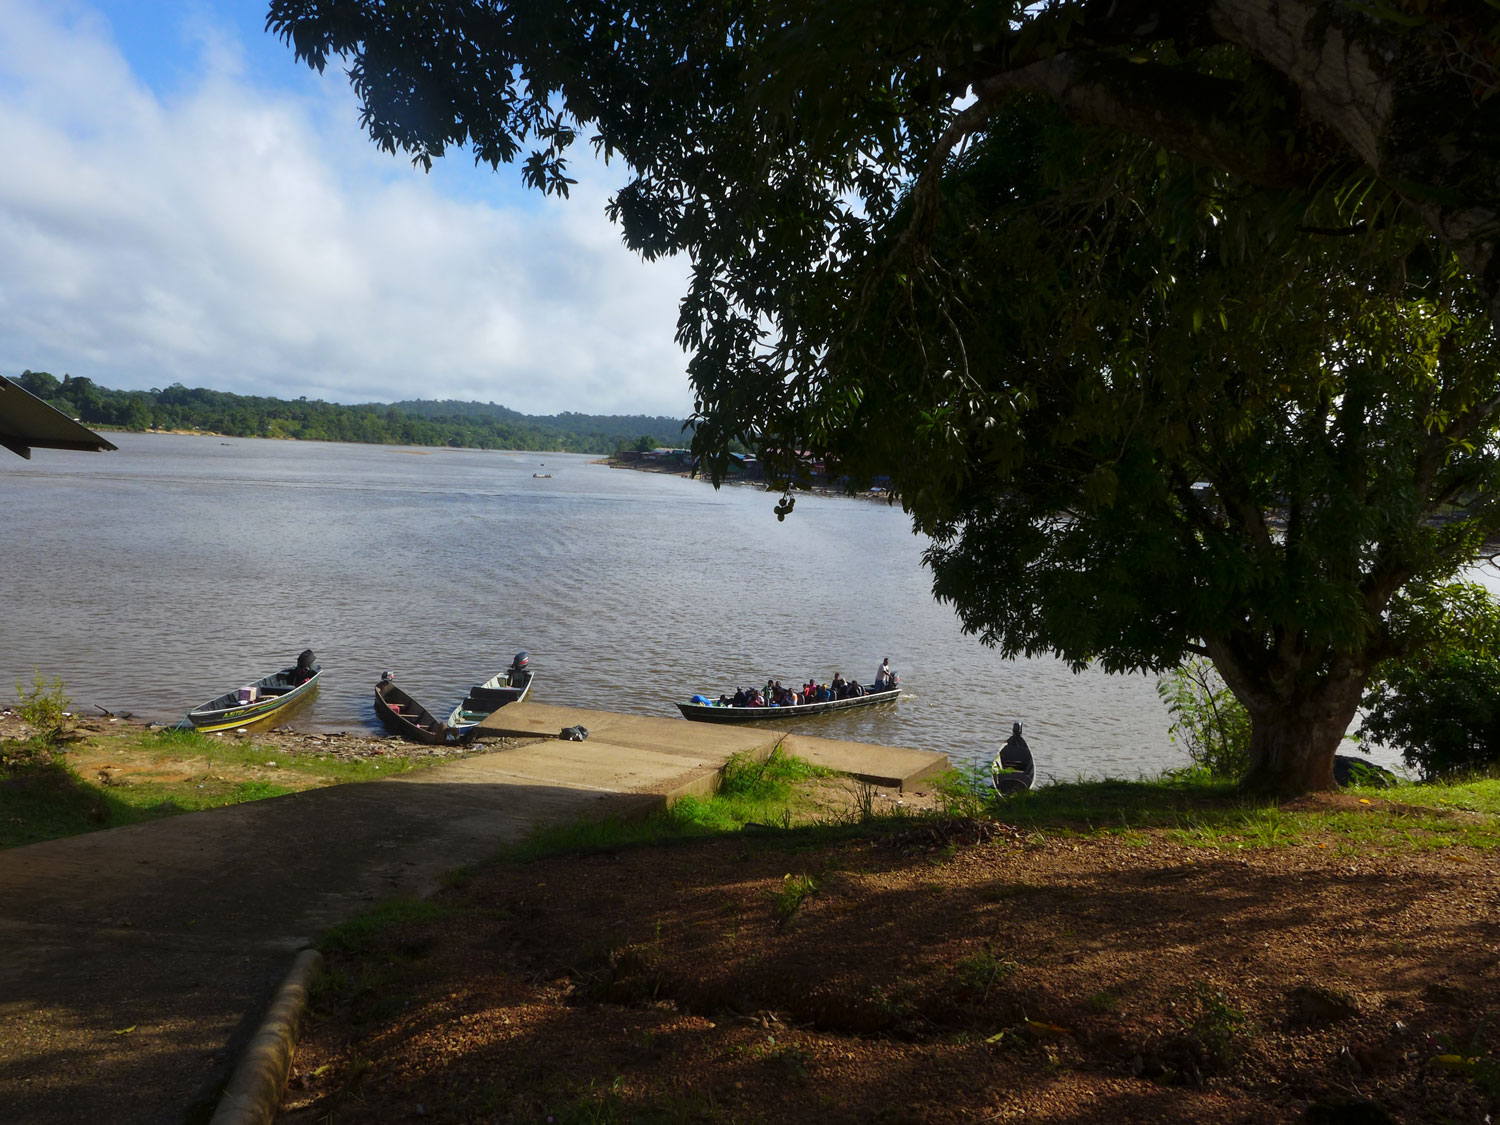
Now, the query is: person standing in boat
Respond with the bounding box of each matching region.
[873,657,896,690]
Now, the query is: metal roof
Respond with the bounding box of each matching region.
[0,376,117,459]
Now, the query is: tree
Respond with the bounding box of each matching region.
[1361,651,1500,779]
[267,2,1500,318]
[838,106,1500,793]
[267,2,1500,792]
[1357,581,1500,778]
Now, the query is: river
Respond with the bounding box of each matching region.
[0,431,1402,782]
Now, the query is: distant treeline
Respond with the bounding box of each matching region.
[12,371,691,454]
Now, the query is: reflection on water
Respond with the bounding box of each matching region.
[3,432,1229,782]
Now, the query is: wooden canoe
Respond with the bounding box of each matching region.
[676,683,900,724]
[374,675,451,745]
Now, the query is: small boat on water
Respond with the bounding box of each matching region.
[676,682,900,724]
[374,672,450,745]
[990,722,1036,794]
[446,652,534,737]
[187,650,321,732]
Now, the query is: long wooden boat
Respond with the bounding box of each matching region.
[445,652,534,737]
[187,651,321,732]
[990,725,1036,794]
[374,674,451,745]
[676,682,900,724]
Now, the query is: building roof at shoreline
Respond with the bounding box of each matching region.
[0,377,118,459]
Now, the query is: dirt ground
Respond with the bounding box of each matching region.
[280,802,1500,1124]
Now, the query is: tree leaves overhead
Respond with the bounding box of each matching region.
[267,1,1500,793]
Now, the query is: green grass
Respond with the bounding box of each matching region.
[503,757,1500,868]
[129,726,422,784]
[934,767,1500,850]
[504,745,849,862]
[0,727,433,849]
[0,754,118,848]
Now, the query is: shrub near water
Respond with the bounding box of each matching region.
[1157,658,1250,779]
[10,672,73,755]
[1360,650,1500,780]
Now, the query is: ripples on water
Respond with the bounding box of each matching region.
[2,432,1206,781]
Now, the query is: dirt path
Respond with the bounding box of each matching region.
[0,744,652,1124]
[282,812,1500,1124]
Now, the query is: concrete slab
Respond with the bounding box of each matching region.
[476,701,783,756]
[776,732,949,790]
[474,703,950,791]
[400,738,745,803]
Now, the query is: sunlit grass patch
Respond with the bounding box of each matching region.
[506,747,867,863]
[933,767,1500,850]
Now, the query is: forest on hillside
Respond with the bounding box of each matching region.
[11,371,689,454]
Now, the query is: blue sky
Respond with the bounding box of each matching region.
[0,0,694,415]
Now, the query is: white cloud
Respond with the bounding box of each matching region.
[0,0,694,416]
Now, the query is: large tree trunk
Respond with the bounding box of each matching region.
[1205,637,1370,796]
[1239,684,1363,795]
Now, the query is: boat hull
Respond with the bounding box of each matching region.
[188,665,321,732]
[446,670,535,733]
[676,684,900,724]
[374,679,451,745]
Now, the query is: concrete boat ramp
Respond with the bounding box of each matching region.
[0,704,945,1125]
[473,701,950,796]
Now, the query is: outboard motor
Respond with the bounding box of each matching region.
[293,649,318,685]
[508,650,530,687]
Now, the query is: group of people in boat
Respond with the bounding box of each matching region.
[716,658,899,709]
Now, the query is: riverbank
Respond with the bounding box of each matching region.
[0,707,522,848]
[0,706,934,850]
[281,780,1500,1124]
[7,707,1499,1122]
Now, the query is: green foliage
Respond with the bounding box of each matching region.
[504,748,846,861]
[952,951,1018,1000]
[13,671,72,749]
[767,872,819,923]
[1378,581,1500,667]
[265,3,1500,795]
[11,371,689,454]
[1158,659,1251,779]
[718,744,830,800]
[1360,650,1500,780]
[1176,981,1255,1072]
[1359,581,1500,780]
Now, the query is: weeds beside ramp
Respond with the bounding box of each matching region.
[0,707,944,1124]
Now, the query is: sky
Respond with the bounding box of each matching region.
[0,0,695,416]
